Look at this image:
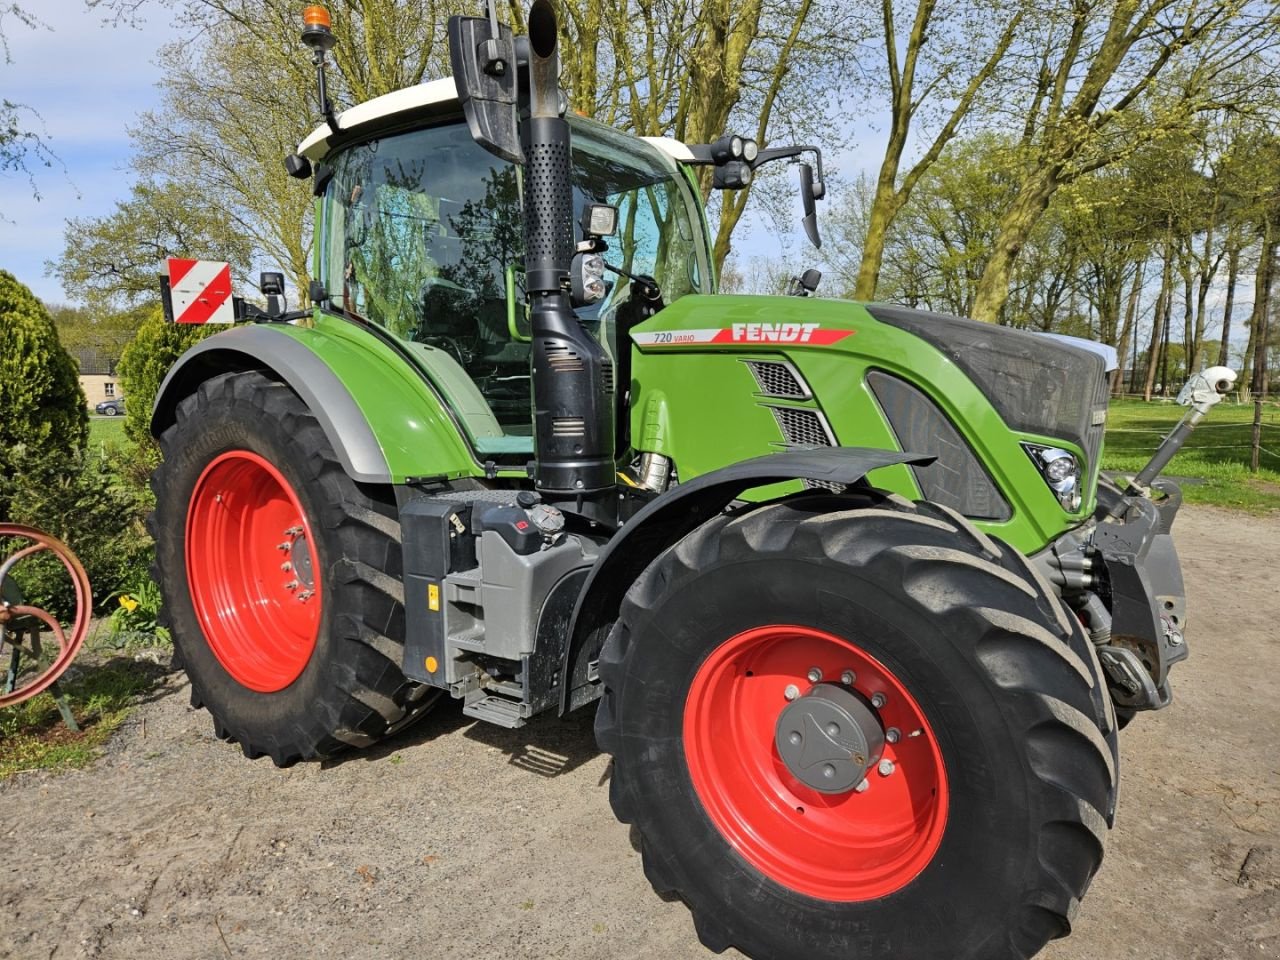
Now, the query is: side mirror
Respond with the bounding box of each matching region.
[447,7,522,164]
[788,269,821,297]
[260,271,287,317]
[799,163,822,249]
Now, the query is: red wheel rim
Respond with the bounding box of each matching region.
[683,625,948,901]
[185,451,322,693]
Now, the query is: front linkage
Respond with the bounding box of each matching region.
[1035,366,1238,715]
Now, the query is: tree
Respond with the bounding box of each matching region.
[969,0,1278,321]
[0,270,88,517]
[850,0,1027,300]
[54,179,253,310]
[117,306,217,451]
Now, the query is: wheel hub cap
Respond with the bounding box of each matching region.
[774,682,885,793]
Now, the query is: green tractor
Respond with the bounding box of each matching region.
[149,3,1234,957]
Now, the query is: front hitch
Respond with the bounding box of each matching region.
[1043,366,1237,715]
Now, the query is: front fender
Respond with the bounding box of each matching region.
[559,447,931,713]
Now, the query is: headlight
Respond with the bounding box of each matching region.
[1024,444,1082,512]
[570,252,607,306]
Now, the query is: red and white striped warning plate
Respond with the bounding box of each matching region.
[167,258,234,325]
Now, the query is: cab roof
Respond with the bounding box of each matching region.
[297,77,695,165]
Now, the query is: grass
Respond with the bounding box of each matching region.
[0,651,169,779]
[1102,398,1280,513]
[87,416,126,448]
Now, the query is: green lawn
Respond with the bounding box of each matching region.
[87,416,126,448]
[1102,398,1280,512]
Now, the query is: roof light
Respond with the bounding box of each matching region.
[303,5,331,29]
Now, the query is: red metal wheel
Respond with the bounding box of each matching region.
[682,624,948,902]
[0,525,92,707]
[185,450,322,693]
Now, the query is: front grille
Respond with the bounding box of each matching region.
[1084,372,1108,479]
[744,360,810,399]
[769,406,835,448]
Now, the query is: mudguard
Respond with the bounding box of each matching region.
[559,447,932,713]
[152,326,391,482]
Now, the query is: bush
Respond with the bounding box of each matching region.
[117,306,217,451]
[0,270,88,517]
[0,443,153,619]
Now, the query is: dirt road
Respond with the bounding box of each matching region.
[2,506,1277,960]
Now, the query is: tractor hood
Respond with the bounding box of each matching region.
[626,294,1112,554]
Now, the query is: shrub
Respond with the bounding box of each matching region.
[117,306,217,452]
[0,270,88,517]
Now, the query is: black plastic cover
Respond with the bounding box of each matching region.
[866,371,1011,521]
[868,304,1108,462]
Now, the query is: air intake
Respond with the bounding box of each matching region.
[551,417,586,438]
[769,406,836,448]
[744,360,810,399]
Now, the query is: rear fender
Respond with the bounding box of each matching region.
[559,448,931,713]
[151,323,477,484]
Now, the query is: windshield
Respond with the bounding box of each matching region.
[321,117,707,453]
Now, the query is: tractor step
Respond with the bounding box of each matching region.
[463,693,528,729]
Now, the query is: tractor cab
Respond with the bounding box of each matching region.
[297,81,711,460]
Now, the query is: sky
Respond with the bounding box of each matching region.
[0,0,174,304]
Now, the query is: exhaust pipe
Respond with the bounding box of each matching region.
[522,0,615,498]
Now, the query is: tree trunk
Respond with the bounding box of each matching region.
[1249,225,1276,396]
[1143,235,1174,402]
[853,178,907,300]
[1242,230,1274,389]
[1218,241,1240,367]
[1112,259,1144,395]
[971,169,1058,322]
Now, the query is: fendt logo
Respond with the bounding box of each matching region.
[732,322,820,343]
[631,325,855,349]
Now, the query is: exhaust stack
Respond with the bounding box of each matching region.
[520,1,615,497]
[448,0,615,501]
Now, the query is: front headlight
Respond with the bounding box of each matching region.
[1024,444,1082,512]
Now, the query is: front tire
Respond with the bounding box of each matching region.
[151,371,437,765]
[596,493,1117,960]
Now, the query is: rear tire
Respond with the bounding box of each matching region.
[151,371,437,765]
[596,492,1117,960]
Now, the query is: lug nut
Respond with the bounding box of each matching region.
[855,779,869,793]
[277,542,291,552]
[806,667,822,683]
[840,670,855,686]
[281,562,293,572]
[878,759,895,777]
[284,580,299,591]
[783,684,800,701]
[886,727,901,744]
[871,692,887,709]
[298,590,314,603]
